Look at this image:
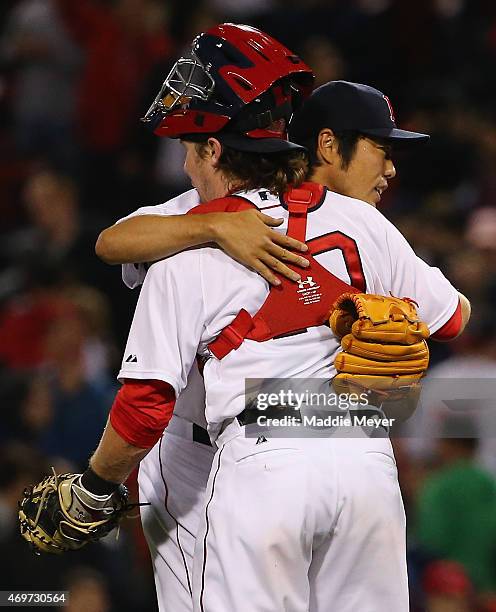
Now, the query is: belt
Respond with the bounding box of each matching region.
[166,416,212,446]
[192,423,212,446]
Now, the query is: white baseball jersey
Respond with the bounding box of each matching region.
[118,188,205,428]
[118,187,459,441]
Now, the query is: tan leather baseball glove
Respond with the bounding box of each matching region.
[329,293,430,399]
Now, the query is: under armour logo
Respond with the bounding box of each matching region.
[298,277,317,290]
[256,436,268,445]
[125,354,138,363]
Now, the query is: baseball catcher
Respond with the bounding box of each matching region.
[18,469,132,555]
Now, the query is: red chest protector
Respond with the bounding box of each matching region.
[188,182,361,359]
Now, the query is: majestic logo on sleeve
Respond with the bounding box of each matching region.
[125,354,138,363]
[296,276,322,305]
[383,95,396,123]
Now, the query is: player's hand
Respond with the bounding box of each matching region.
[18,471,130,555]
[212,210,309,285]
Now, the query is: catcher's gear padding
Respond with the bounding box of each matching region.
[329,293,430,398]
[18,470,130,555]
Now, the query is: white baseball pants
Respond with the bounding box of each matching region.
[139,416,215,612]
[192,423,408,612]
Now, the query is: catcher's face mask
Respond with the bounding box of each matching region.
[141,53,215,124]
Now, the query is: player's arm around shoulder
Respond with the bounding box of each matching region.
[95,198,309,286]
[95,193,202,265]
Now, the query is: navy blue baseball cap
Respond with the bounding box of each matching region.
[289,80,430,145]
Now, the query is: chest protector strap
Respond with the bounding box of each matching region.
[188,183,360,360]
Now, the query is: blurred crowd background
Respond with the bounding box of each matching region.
[1,0,496,610]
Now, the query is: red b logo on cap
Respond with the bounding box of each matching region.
[383,95,396,123]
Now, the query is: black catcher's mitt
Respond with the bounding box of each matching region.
[19,469,130,555]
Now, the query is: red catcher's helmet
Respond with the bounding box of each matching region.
[141,23,314,152]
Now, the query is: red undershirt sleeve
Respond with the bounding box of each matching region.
[431,300,462,341]
[110,379,176,449]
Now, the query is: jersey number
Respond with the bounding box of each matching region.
[307,232,366,292]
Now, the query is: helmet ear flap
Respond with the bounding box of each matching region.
[228,77,298,138]
[289,82,307,113]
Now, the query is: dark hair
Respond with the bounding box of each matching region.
[194,141,308,196]
[304,130,362,174]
